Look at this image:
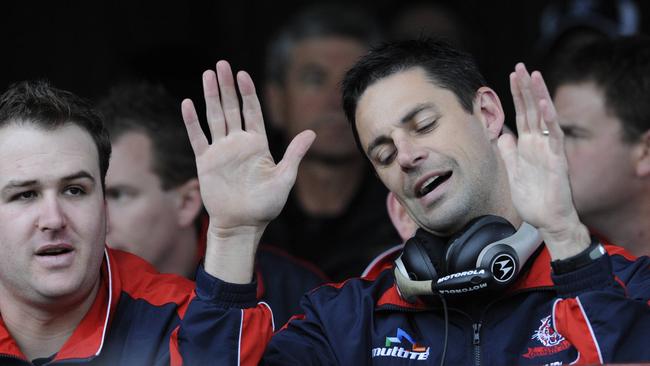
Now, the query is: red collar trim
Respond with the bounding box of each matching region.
[361,244,403,280]
[509,246,554,291]
[54,248,117,361]
[0,318,25,360]
[376,282,428,310]
[0,248,117,361]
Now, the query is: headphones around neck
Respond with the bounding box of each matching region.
[394,215,542,301]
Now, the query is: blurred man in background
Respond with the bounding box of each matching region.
[550,36,650,255]
[263,4,400,280]
[100,82,326,325]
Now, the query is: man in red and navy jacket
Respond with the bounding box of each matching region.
[0,59,288,365]
[193,38,650,364]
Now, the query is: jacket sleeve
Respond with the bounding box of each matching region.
[174,265,275,366]
[551,252,650,364]
[261,293,338,366]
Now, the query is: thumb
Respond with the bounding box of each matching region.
[497,134,517,181]
[277,130,316,183]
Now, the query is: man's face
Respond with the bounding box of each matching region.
[554,82,640,222]
[279,36,367,161]
[0,123,105,305]
[355,67,502,234]
[105,132,184,268]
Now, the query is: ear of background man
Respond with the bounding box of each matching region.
[174,178,203,228]
[635,130,650,176]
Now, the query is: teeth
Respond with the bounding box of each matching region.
[419,176,440,196]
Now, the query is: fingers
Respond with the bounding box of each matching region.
[203,70,226,138]
[509,72,529,134]
[531,72,563,140]
[277,130,316,184]
[514,63,543,134]
[181,99,209,156]
[189,61,264,150]
[216,60,243,134]
[237,71,266,135]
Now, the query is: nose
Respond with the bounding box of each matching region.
[395,136,428,171]
[38,195,66,231]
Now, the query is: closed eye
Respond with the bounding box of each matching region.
[415,119,437,133]
[375,147,397,166]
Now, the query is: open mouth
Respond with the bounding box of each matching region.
[416,172,453,198]
[36,246,74,256]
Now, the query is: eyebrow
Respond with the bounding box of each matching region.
[2,171,96,193]
[366,103,439,156]
[61,171,96,184]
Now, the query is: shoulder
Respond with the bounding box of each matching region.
[108,248,195,308]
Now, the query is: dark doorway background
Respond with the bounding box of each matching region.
[1,1,648,130]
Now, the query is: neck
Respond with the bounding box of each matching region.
[0,278,100,360]
[295,157,365,215]
[582,196,650,256]
[159,226,198,279]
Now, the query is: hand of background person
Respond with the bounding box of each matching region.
[498,63,590,260]
[181,61,315,283]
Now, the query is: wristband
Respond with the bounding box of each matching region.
[551,237,605,275]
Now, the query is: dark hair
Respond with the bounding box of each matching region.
[265,3,382,85]
[549,36,650,142]
[0,80,111,191]
[98,82,195,190]
[342,38,487,151]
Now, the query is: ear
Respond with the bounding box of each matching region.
[634,129,650,177]
[264,82,287,130]
[473,86,505,141]
[386,192,418,242]
[174,178,203,228]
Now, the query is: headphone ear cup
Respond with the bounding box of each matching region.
[401,229,446,281]
[445,216,516,273]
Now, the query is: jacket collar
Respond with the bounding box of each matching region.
[0,248,120,362]
[374,242,625,311]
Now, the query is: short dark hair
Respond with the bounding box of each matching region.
[0,80,111,191]
[342,38,487,151]
[98,82,195,190]
[549,36,650,142]
[265,3,382,85]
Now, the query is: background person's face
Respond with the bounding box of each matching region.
[105,132,183,268]
[280,36,367,161]
[355,68,502,235]
[554,82,641,223]
[0,123,106,305]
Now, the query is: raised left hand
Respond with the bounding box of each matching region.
[498,63,590,260]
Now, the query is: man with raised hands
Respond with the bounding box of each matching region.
[178,40,650,364]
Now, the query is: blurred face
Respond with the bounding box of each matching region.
[355,67,503,235]
[105,132,183,268]
[281,36,367,161]
[0,123,105,305]
[554,82,640,222]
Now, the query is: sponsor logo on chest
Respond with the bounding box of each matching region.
[371,328,430,361]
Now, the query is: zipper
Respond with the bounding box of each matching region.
[472,322,482,366]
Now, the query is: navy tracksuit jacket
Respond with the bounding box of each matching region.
[263,242,650,365]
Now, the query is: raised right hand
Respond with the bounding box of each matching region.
[181,61,315,234]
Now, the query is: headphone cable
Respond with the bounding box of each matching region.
[438,293,448,366]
